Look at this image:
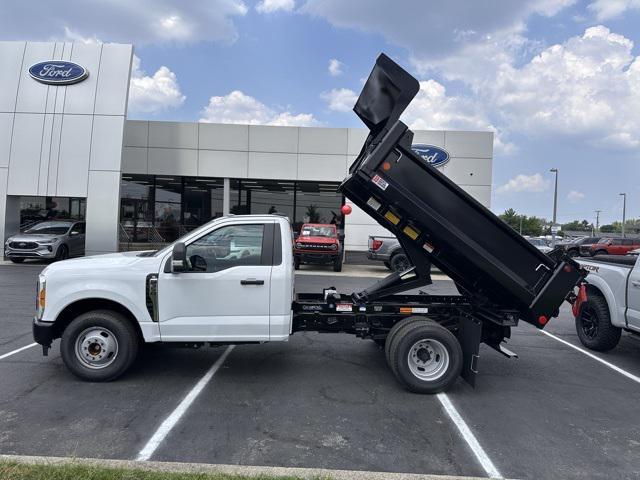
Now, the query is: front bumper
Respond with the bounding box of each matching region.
[294,252,339,264]
[5,245,56,259]
[33,318,56,347]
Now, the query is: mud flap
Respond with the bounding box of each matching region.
[458,316,482,387]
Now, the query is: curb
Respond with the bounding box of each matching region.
[0,454,491,480]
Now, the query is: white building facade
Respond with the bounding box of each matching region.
[1,41,493,255]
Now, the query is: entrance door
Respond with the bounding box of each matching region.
[157,222,272,342]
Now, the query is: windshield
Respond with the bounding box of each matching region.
[300,225,336,237]
[528,238,547,247]
[24,222,72,235]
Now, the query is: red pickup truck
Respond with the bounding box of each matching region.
[589,237,640,256]
[294,223,342,272]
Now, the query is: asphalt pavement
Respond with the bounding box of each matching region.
[1,263,640,479]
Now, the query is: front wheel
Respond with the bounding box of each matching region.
[593,250,607,257]
[388,320,462,394]
[332,256,342,272]
[575,294,621,351]
[294,257,301,270]
[567,249,579,258]
[55,244,69,261]
[60,310,139,381]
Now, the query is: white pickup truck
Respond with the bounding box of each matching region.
[574,254,640,350]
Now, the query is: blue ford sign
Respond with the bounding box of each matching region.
[29,61,89,85]
[412,144,450,168]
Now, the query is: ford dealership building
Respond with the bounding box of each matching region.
[0,41,493,256]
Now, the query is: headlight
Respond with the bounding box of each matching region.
[36,277,46,319]
[330,244,338,250]
[37,238,59,245]
[296,243,302,249]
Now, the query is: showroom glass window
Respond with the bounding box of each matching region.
[19,196,86,227]
[230,179,294,219]
[293,181,342,232]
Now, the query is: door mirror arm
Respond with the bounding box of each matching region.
[171,242,188,273]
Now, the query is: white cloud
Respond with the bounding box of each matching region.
[321,88,358,112]
[256,0,295,13]
[0,1,248,45]
[200,90,317,126]
[402,80,514,154]
[497,173,551,194]
[588,0,640,20]
[567,190,586,203]
[128,55,186,114]
[328,58,344,76]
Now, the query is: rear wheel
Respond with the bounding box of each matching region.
[567,249,579,258]
[389,321,462,394]
[9,258,25,263]
[383,261,392,270]
[60,310,139,381]
[390,252,411,273]
[575,294,621,351]
[384,316,432,370]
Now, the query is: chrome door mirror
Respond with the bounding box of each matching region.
[171,242,188,272]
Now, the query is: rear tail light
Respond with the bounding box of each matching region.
[372,239,383,251]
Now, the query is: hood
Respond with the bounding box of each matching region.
[41,251,159,277]
[8,233,61,242]
[298,235,338,244]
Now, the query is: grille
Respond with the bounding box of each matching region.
[9,241,38,250]
[298,243,336,250]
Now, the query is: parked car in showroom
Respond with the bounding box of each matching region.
[367,235,416,272]
[4,220,85,263]
[588,237,640,256]
[558,236,602,257]
[293,223,342,271]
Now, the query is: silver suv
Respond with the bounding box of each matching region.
[4,220,85,263]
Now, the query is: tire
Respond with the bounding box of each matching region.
[383,261,392,270]
[389,321,462,394]
[575,294,621,351]
[9,258,25,263]
[593,250,607,257]
[567,249,579,258]
[332,256,342,272]
[384,316,432,370]
[55,244,69,261]
[294,257,301,270]
[390,252,411,273]
[60,309,140,382]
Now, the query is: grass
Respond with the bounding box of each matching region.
[0,461,315,480]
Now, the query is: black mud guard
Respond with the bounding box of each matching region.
[457,316,482,387]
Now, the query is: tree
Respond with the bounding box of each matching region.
[498,209,544,236]
[562,220,592,232]
[305,204,320,223]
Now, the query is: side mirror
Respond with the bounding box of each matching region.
[171,242,188,272]
[70,230,80,236]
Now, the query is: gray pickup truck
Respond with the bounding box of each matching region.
[367,235,412,272]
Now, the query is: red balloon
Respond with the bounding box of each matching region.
[341,204,352,215]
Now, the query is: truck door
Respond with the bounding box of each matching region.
[626,260,640,331]
[157,222,273,342]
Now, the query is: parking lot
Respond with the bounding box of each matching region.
[1,263,640,479]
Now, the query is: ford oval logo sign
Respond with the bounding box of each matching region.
[29,61,89,85]
[412,144,450,168]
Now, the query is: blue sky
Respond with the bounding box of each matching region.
[2,0,640,226]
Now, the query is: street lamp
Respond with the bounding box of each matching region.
[620,193,627,238]
[550,168,559,247]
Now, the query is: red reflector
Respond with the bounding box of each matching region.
[382,162,391,171]
[538,315,549,325]
[371,239,383,251]
[564,265,573,273]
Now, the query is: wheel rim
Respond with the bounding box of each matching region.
[75,327,119,369]
[407,339,450,381]
[579,305,599,339]
[394,256,411,272]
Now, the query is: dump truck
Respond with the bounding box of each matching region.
[33,54,585,394]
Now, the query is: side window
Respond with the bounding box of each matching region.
[186,224,265,272]
[612,239,622,245]
[74,223,86,234]
[623,239,634,246]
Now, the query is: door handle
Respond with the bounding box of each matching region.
[241,279,264,285]
[632,280,640,288]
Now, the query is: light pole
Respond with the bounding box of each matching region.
[550,168,558,247]
[620,193,627,238]
[595,210,601,234]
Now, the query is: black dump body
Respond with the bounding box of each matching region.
[340,54,585,328]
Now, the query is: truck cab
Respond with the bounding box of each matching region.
[34,215,294,381]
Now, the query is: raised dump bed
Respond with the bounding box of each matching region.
[340,54,584,328]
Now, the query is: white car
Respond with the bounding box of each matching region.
[527,237,552,254]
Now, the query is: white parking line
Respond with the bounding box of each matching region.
[437,393,502,479]
[540,330,640,385]
[0,343,38,360]
[136,345,235,462]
